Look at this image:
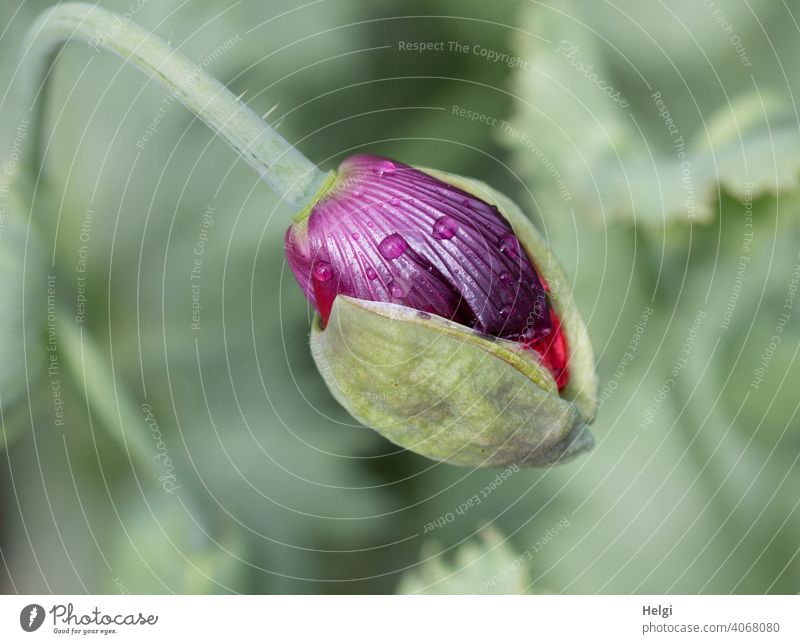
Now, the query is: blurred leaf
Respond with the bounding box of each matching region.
[101,491,246,594]
[507,0,800,226]
[398,526,533,594]
[0,189,45,444]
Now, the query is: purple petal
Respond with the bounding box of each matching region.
[285,154,552,341]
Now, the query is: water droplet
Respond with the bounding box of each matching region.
[390,198,401,206]
[366,220,375,228]
[366,267,378,280]
[313,260,333,282]
[499,271,513,284]
[460,197,470,205]
[352,231,360,240]
[499,304,512,317]
[388,280,405,298]
[353,188,363,197]
[498,233,520,257]
[378,233,408,260]
[432,216,458,240]
[374,160,396,176]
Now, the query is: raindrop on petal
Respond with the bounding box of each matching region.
[388,280,405,298]
[432,216,458,240]
[378,233,408,260]
[374,160,396,176]
[313,260,333,282]
[498,233,520,257]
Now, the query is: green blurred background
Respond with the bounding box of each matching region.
[1,0,798,593]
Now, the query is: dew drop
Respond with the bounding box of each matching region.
[432,216,458,240]
[352,231,360,240]
[312,260,333,282]
[374,160,397,176]
[498,233,520,257]
[499,271,513,284]
[499,304,512,317]
[378,233,408,260]
[390,198,401,206]
[366,267,378,280]
[388,280,405,298]
[353,188,363,197]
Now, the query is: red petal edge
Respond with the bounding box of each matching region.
[524,273,570,391]
[525,307,570,390]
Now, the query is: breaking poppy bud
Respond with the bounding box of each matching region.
[286,155,598,467]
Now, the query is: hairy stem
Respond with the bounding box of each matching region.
[17,1,330,211]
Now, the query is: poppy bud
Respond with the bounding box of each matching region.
[286,155,598,467]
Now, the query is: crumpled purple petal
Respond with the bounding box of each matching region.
[285,154,552,341]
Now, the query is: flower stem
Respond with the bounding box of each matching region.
[17,1,331,211]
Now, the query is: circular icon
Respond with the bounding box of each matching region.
[20,604,45,632]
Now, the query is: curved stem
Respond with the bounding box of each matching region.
[13,4,330,491]
[16,1,331,211]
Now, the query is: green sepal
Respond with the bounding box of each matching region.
[311,296,592,468]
